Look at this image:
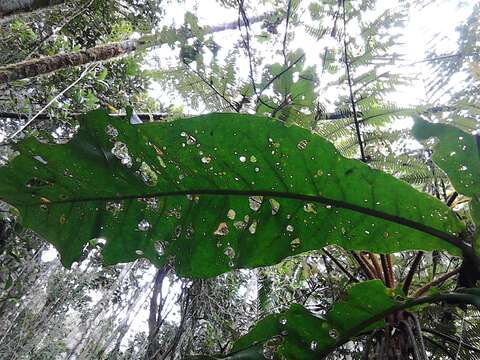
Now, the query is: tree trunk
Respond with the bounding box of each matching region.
[0,13,276,84]
[0,39,139,84]
[0,0,66,17]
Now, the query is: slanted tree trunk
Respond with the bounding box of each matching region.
[0,0,66,17]
[0,13,276,84]
[0,39,140,84]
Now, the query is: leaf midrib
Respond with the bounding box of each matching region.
[18,188,463,247]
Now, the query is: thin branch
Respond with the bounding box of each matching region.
[237,0,258,97]
[7,63,96,141]
[386,254,395,288]
[422,328,480,354]
[350,251,375,279]
[401,320,424,360]
[446,192,459,207]
[282,0,292,65]
[322,248,359,283]
[423,336,456,359]
[342,0,365,161]
[183,61,238,112]
[368,253,385,282]
[258,54,305,95]
[412,267,460,298]
[403,251,424,296]
[410,314,427,360]
[380,254,392,287]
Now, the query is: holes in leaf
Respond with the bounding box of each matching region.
[137,220,150,231]
[290,238,301,250]
[33,155,48,165]
[262,336,282,359]
[169,225,181,239]
[248,220,257,234]
[105,124,118,138]
[139,197,159,210]
[185,224,194,239]
[26,177,53,188]
[234,220,247,230]
[106,201,124,215]
[111,142,132,167]
[167,208,181,219]
[201,156,211,164]
[249,196,263,211]
[224,245,235,258]
[180,132,196,145]
[227,209,236,220]
[328,329,338,339]
[269,199,280,215]
[303,203,317,213]
[297,139,308,150]
[137,162,158,186]
[214,222,229,236]
[154,241,164,256]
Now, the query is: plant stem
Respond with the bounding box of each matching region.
[380,254,392,287]
[350,251,376,279]
[368,253,385,282]
[403,251,424,295]
[322,248,359,283]
[342,0,365,162]
[412,267,460,298]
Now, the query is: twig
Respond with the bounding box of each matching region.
[7,63,96,141]
[422,327,480,354]
[446,192,459,207]
[183,61,238,112]
[386,254,395,288]
[342,0,365,161]
[258,54,305,95]
[410,314,427,360]
[350,251,376,279]
[380,254,392,287]
[403,251,424,295]
[423,336,456,359]
[401,320,424,360]
[412,267,460,298]
[368,253,385,282]
[282,0,292,65]
[322,248,359,283]
[237,0,258,97]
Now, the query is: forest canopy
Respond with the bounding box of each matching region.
[0,0,479,359]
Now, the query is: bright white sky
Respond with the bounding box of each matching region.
[148,0,474,114]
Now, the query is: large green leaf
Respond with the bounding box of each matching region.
[412,118,480,240]
[226,282,480,360]
[0,110,463,277]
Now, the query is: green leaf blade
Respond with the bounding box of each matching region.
[231,280,396,359]
[0,111,463,277]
